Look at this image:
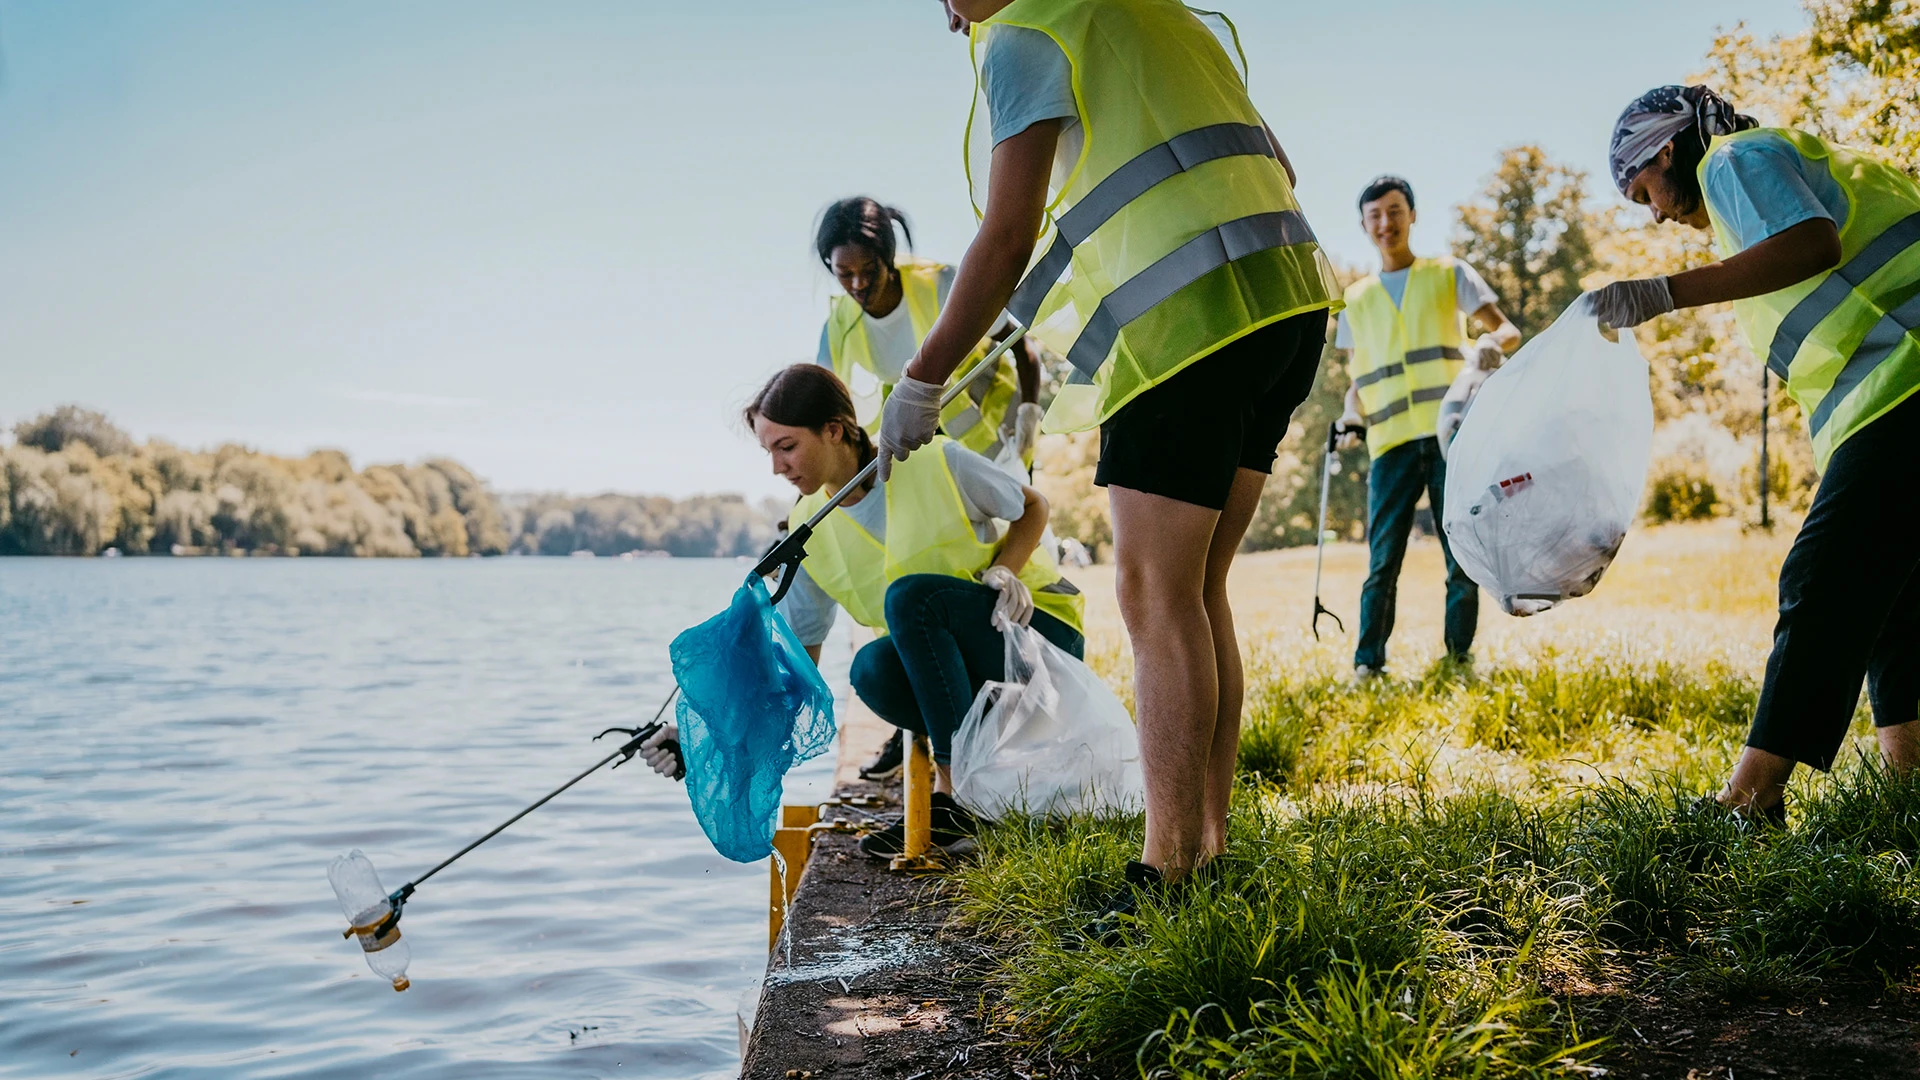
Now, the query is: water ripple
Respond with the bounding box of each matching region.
[0,558,845,1080]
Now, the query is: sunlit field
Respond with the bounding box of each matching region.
[951,523,1920,1077]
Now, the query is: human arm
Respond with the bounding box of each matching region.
[993,484,1048,576]
[905,120,1059,387]
[1670,218,1842,307]
[1590,219,1842,328]
[980,484,1047,628]
[1470,303,1522,358]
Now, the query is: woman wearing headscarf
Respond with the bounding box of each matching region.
[1590,85,1920,821]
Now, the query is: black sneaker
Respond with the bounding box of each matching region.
[1078,861,1168,946]
[857,791,980,859]
[858,731,905,782]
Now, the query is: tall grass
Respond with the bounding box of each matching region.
[950,647,1915,1077]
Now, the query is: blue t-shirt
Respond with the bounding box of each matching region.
[1702,132,1849,253]
[981,26,1079,146]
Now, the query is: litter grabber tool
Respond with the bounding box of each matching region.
[330,686,683,990]
[1312,420,1362,640]
[754,323,1030,605]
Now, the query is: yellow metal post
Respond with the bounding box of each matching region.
[890,734,940,871]
[767,804,819,948]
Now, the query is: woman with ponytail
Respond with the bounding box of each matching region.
[1590,85,1920,822]
[642,364,1084,859]
[814,196,1043,465]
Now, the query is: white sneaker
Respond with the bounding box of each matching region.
[1352,664,1381,683]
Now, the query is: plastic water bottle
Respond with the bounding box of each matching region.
[328,850,412,991]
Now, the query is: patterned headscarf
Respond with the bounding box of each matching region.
[1608,85,1758,194]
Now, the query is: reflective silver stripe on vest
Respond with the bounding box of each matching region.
[1008,123,1278,326]
[1064,210,1319,377]
[1353,362,1403,389]
[944,406,983,435]
[1766,211,1920,379]
[1363,387,1448,427]
[1364,399,1409,425]
[1808,289,1920,434]
[1406,345,1464,364]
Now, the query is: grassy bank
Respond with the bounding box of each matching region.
[949,524,1920,1077]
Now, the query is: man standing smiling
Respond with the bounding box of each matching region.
[879,0,1341,932]
[1334,175,1520,679]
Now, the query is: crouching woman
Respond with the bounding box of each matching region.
[649,364,1084,857]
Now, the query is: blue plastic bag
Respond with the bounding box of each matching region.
[669,574,836,862]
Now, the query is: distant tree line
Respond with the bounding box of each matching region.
[0,406,781,558]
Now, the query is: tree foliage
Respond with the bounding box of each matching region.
[1452,147,1598,340]
[0,406,779,558]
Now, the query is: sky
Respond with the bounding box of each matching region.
[0,0,1809,499]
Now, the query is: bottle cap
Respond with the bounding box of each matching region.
[391,976,410,992]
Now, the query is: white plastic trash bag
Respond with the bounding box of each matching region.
[950,624,1144,819]
[1441,301,1653,617]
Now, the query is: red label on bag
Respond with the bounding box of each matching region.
[1492,473,1534,500]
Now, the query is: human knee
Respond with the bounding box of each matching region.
[883,573,951,627]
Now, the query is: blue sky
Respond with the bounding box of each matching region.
[0,0,1807,498]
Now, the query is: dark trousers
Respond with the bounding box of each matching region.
[1749,391,1920,770]
[1355,436,1478,670]
[850,573,1084,764]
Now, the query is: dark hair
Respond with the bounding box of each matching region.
[814,197,913,271]
[1357,174,1415,212]
[745,364,876,471]
[1658,123,1719,218]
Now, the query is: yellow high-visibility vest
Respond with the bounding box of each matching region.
[1703,128,1920,471]
[786,436,1084,635]
[823,258,1023,458]
[1343,257,1466,458]
[972,0,1341,434]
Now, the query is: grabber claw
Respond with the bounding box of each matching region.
[594,721,685,780]
[1311,597,1345,640]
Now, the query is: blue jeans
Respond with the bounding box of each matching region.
[850,573,1085,764]
[1355,436,1478,670]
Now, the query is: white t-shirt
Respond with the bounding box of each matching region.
[776,441,1028,647]
[1333,261,1500,349]
[815,264,957,384]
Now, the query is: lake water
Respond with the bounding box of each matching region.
[0,558,846,1080]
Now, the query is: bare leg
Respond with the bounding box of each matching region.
[1110,485,1222,879]
[1721,746,1795,813]
[934,763,953,796]
[1880,720,1920,774]
[1200,469,1268,857]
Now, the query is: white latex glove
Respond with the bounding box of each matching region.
[1471,333,1505,372]
[875,374,943,482]
[1586,277,1674,330]
[1001,401,1044,460]
[1335,412,1365,452]
[639,723,684,781]
[979,565,1034,629]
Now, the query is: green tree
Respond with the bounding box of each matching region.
[1452,147,1597,339]
[14,405,134,458]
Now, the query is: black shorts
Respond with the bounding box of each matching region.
[1095,308,1330,510]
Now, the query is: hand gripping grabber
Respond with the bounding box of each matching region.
[350,686,685,942]
[754,324,1029,606]
[1311,420,1363,640]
